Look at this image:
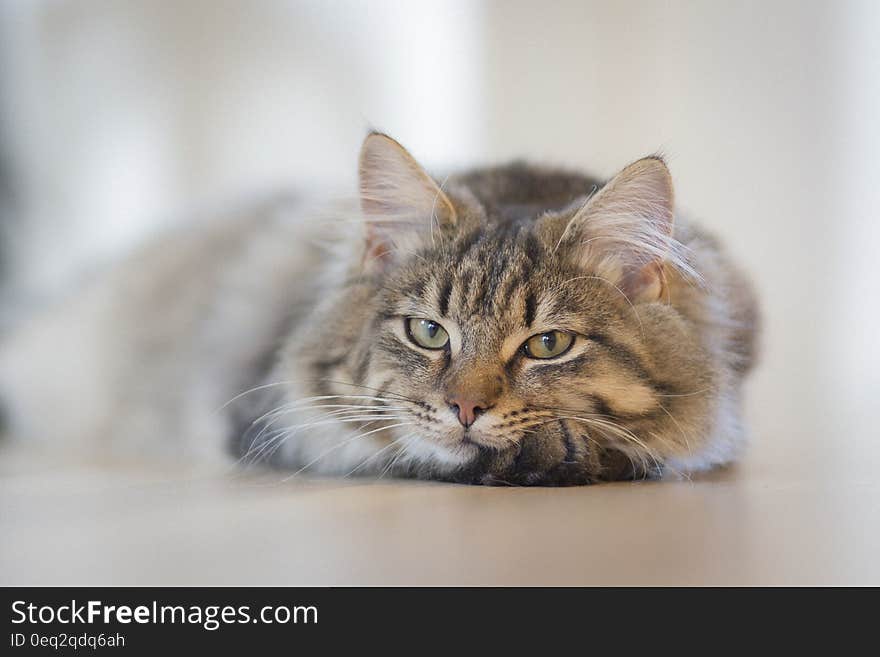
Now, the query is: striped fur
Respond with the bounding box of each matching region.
[273,134,759,484]
[0,133,759,485]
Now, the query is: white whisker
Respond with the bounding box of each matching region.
[281,421,415,481]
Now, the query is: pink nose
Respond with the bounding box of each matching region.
[447,398,491,428]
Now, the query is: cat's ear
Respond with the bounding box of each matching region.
[559,156,676,303]
[358,132,457,269]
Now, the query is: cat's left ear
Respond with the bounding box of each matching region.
[359,132,457,269]
[558,156,675,303]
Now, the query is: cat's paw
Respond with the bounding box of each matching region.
[439,422,662,487]
[446,422,597,486]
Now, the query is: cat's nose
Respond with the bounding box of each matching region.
[447,398,492,428]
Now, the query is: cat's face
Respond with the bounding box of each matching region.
[299,133,713,484]
[369,221,664,481]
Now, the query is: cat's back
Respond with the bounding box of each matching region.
[0,194,333,455]
[452,162,602,224]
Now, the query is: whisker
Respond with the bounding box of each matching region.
[344,432,415,478]
[216,380,295,411]
[280,421,415,481]
[379,436,415,479]
[237,410,406,467]
[530,413,663,476]
[244,401,406,440]
[314,379,425,406]
[655,400,692,453]
[655,388,712,398]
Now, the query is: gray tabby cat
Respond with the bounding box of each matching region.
[0,133,758,485]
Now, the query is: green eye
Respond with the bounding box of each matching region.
[406,318,449,350]
[522,331,574,359]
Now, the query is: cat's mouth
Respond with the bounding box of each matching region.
[461,425,515,451]
[450,425,516,454]
[460,430,478,446]
[404,424,483,467]
[444,426,487,451]
[404,413,518,468]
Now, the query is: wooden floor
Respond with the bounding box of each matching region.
[2,432,878,585]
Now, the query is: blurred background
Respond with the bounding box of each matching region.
[0,0,880,583]
[0,0,878,473]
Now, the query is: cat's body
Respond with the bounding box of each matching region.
[0,134,758,485]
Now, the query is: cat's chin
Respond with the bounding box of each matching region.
[403,432,481,471]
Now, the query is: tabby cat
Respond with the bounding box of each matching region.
[0,133,758,485]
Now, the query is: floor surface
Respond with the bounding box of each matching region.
[2,436,878,585]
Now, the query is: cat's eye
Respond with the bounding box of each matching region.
[406,318,449,350]
[522,331,574,359]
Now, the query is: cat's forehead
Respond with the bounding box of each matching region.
[391,222,590,335]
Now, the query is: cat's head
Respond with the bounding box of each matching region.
[299,133,714,484]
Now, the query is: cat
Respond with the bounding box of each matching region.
[0,132,759,485]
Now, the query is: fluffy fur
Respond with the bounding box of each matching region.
[0,133,759,485]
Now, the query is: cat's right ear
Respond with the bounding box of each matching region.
[359,132,457,270]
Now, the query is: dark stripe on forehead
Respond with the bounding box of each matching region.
[400,276,428,300]
[450,268,473,316]
[475,240,513,315]
[467,264,490,316]
[447,225,539,320]
[438,275,453,317]
[523,291,537,327]
[499,267,524,304]
[495,275,516,312]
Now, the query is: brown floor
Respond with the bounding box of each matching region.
[2,434,878,585]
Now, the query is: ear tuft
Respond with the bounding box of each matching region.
[358,133,456,270]
[559,156,693,302]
